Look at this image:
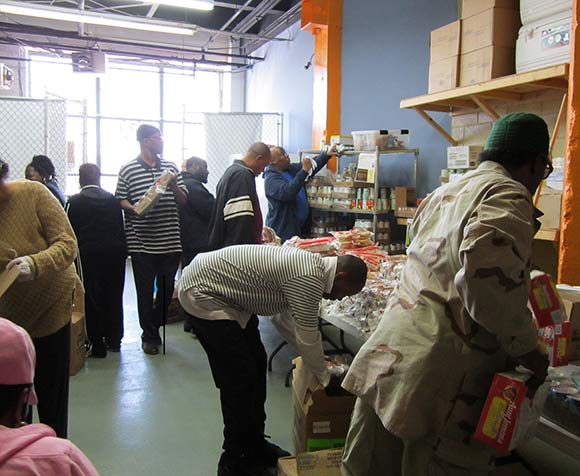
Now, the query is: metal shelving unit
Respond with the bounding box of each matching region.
[300,147,419,241]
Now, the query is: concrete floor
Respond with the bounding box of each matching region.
[65,265,580,476]
[68,265,299,476]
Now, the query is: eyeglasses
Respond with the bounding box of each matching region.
[543,157,554,180]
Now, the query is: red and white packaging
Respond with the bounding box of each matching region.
[474,371,548,454]
[537,321,572,367]
[528,270,566,328]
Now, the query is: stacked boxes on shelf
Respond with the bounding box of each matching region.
[427,0,522,92]
[428,20,461,93]
[459,0,520,86]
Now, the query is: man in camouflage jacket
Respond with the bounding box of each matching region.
[341,113,552,476]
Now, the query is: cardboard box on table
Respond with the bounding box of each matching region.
[278,449,343,476]
[70,277,87,376]
[292,357,356,454]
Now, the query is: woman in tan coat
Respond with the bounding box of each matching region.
[0,158,77,438]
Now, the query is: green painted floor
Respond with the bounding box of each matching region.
[68,267,298,476]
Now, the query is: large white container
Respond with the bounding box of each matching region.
[516,9,572,74]
[520,0,572,25]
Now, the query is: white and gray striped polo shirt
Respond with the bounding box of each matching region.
[116,157,187,254]
[179,245,336,329]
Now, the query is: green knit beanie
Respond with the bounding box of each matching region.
[485,112,549,156]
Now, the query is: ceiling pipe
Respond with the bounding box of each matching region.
[220,0,253,31]
[242,2,300,54]
[0,22,265,61]
[231,0,283,33]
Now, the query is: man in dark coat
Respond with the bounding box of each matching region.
[208,143,271,250]
[67,164,127,357]
[178,156,215,332]
[264,146,337,243]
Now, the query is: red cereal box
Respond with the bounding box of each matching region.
[528,271,566,328]
[475,372,527,454]
[538,321,572,367]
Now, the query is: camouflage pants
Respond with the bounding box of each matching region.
[341,399,494,476]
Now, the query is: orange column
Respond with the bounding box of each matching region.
[558,0,580,284]
[302,0,342,171]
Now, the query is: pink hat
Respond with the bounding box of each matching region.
[0,318,38,405]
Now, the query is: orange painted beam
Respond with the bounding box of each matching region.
[302,0,342,171]
[558,0,580,284]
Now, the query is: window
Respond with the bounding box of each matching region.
[28,55,224,194]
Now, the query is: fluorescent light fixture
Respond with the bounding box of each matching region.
[143,0,214,11]
[0,2,196,36]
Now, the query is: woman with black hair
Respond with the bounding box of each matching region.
[25,155,66,207]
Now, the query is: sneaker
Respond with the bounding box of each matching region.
[141,341,159,355]
[256,439,290,467]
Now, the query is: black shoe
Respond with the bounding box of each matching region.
[106,343,121,353]
[89,341,107,358]
[256,439,290,467]
[217,452,267,476]
[183,322,193,333]
[141,341,159,355]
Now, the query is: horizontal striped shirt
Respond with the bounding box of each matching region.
[178,245,336,329]
[116,157,186,254]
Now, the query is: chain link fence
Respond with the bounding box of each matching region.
[203,112,283,193]
[0,97,67,182]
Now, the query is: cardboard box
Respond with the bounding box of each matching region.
[0,265,19,299]
[278,457,298,476]
[528,271,566,328]
[297,449,343,476]
[394,187,417,208]
[278,450,343,476]
[460,46,515,86]
[134,170,175,216]
[430,21,461,62]
[461,0,519,19]
[555,286,580,361]
[538,321,571,367]
[537,187,562,231]
[70,277,86,376]
[474,371,548,454]
[461,8,521,54]
[429,56,459,93]
[447,145,483,169]
[292,357,356,454]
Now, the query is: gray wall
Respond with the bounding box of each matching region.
[341,0,458,197]
[246,22,314,151]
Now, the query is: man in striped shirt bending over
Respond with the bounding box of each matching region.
[177,245,367,476]
[116,124,188,355]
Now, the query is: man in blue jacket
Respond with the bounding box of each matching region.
[264,146,337,243]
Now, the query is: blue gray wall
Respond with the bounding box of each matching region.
[245,0,458,195]
[245,22,315,151]
[341,0,457,196]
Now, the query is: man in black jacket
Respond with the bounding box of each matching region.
[208,142,271,250]
[179,156,215,333]
[67,164,127,357]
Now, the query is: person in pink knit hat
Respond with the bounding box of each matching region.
[0,317,98,475]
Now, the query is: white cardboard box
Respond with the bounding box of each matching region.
[447,145,483,169]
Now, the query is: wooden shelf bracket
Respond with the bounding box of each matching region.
[414,107,458,146]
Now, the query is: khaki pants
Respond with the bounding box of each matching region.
[342,399,493,476]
